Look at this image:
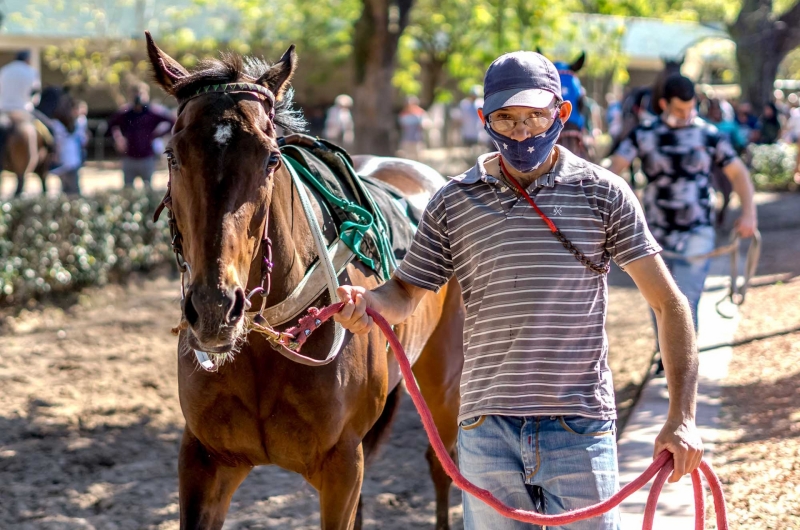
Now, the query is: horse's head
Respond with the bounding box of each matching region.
[146,32,300,355]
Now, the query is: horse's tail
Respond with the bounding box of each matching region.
[362,384,403,467]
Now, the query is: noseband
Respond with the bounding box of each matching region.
[153,82,283,349]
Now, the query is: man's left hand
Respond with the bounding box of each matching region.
[653,419,704,483]
[734,210,757,239]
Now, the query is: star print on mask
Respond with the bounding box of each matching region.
[485,116,564,173]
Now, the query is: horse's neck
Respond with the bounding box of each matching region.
[250,166,318,308]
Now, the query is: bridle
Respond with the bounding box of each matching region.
[153,82,295,359]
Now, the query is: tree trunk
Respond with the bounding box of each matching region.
[730,0,800,109]
[352,0,414,155]
[734,41,782,109]
[419,55,446,109]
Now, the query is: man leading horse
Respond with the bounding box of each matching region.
[335,51,703,529]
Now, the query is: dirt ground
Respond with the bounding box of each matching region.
[0,266,653,529]
[705,278,800,530]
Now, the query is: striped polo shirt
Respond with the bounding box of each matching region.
[395,146,661,423]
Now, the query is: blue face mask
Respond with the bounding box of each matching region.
[485,116,564,173]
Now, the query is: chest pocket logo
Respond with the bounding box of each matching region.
[553,205,564,216]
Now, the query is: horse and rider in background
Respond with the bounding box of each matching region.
[538,50,599,163]
[0,51,85,197]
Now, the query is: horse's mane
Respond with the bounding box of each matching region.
[171,53,307,133]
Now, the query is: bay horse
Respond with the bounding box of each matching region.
[145,33,464,530]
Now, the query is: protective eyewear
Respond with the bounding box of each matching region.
[488,104,561,134]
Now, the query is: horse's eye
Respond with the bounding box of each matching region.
[267,154,281,170]
[167,154,179,170]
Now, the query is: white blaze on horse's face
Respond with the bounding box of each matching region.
[214,123,233,146]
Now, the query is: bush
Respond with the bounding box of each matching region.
[0,189,173,305]
[749,142,798,191]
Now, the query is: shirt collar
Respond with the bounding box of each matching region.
[451,145,593,188]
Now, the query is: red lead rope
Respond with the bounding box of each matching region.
[282,302,730,528]
[499,157,558,232]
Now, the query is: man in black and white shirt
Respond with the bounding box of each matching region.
[336,53,703,529]
[610,74,757,336]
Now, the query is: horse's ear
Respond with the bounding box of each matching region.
[570,52,586,73]
[257,45,297,100]
[145,31,188,95]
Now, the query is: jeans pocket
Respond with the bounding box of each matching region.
[459,415,486,431]
[557,416,615,437]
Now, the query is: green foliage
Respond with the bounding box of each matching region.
[749,143,799,191]
[0,190,173,306]
[395,0,629,100]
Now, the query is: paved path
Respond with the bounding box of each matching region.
[617,255,741,528]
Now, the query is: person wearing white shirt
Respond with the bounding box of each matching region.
[0,51,41,113]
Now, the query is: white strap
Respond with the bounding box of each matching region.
[283,158,348,361]
[263,238,355,325]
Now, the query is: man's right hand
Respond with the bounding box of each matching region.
[334,285,375,335]
[114,136,127,154]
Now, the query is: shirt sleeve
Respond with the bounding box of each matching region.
[613,127,640,163]
[394,187,454,293]
[710,129,738,169]
[603,175,662,269]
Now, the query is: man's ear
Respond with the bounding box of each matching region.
[659,98,668,112]
[145,31,189,95]
[257,45,298,100]
[559,101,573,123]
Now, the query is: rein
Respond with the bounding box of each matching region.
[660,230,761,318]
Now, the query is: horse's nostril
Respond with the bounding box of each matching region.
[184,291,200,327]
[227,288,245,324]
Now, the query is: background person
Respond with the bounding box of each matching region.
[107,82,175,189]
[397,96,429,160]
[610,74,757,371]
[324,94,355,149]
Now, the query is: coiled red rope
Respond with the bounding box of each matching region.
[284,302,729,529]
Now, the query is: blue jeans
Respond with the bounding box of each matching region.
[459,415,621,530]
[654,226,716,338]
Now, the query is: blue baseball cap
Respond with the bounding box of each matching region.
[482,51,561,116]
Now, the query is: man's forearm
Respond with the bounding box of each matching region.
[367,277,424,326]
[655,295,698,422]
[728,164,756,217]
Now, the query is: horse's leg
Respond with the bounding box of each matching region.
[413,280,464,530]
[14,172,25,197]
[178,427,251,530]
[311,438,365,530]
[354,386,403,530]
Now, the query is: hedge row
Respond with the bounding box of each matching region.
[0,190,174,306]
[749,142,799,191]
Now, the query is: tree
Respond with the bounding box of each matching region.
[394,0,629,106]
[352,0,415,155]
[730,0,800,108]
